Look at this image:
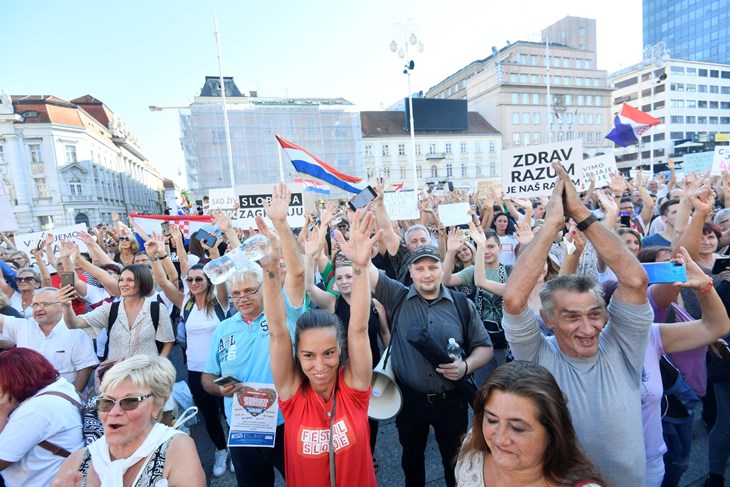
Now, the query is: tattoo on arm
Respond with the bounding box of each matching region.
[353,267,362,276]
[267,270,276,279]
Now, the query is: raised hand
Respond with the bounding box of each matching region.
[689,187,714,215]
[468,221,486,248]
[673,246,711,290]
[595,189,617,214]
[56,284,77,304]
[211,209,232,232]
[303,230,323,258]
[169,224,183,243]
[553,162,590,221]
[264,182,291,223]
[336,209,382,268]
[543,171,566,230]
[144,239,159,257]
[254,216,282,267]
[446,227,464,252]
[609,171,627,195]
[514,220,534,247]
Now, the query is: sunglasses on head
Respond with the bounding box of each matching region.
[96,393,152,412]
[186,277,205,283]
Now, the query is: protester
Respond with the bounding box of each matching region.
[51,354,205,486]
[1,266,39,317]
[113,234,138,267]
[0,348,84,487]
[455,361,607,486]
[502,163,652,486]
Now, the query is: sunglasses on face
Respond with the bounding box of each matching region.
[96,393,152,412]
[119,237,130,241]
[17,277,38,283]
[186,277,205,283]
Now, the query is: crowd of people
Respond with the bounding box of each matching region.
[0,162,729,487]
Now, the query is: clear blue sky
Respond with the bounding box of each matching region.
[3,0,641,186]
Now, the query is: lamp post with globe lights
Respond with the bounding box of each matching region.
[642,41,670,175]
[390,20,423,192]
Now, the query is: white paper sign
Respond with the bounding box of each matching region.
[438,203,471,227]
[502,140,584,198]
[682,151,714,175]
[234,183,305,228]
[208,187,239,222]
[228,382,279,448]
[383,190,419,220]
[712,147,730,176]
[581,153,617,189]
[0,179,18,232]
[14,224,89,264]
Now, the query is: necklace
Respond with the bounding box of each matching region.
[314,390,334,422]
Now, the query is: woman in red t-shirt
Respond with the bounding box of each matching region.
[258,204,379,487]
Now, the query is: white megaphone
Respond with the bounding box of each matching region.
[368,346,403,420]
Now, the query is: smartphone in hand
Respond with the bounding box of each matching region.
[641,262,687,284]
[214,375,241,386]
[60,271,75,289]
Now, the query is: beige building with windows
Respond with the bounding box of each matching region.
[0,90,165,232]
[426,16,613,157]
[360,111,501,190]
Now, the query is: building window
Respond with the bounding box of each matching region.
[530,55,538,65]
[524,132,532,146]
[366,168,374,179]
[429,143,437,154]
[686,116,696,124]
[578,132,584,141]
[431,165,438,178]
[576,77,583,86]
[576,59,583,69]
[509,73,517,83]
[577,113,585,124]
[400,166,406,179]
[460,142,467,153]
[445,143,452,154]
[587,132,594,143]
[382,145,390,156]
[698,85,707,93]
[596,114,602,124]
[710,101,719,109]
[710,86,719,94]
[461,162,467,176]
[670,116,684,123]
[722,87,730,95]
[512,113,520,125]
[35,177,48,198]
[29,144,43,163]
[70,179,83,196]
[670,132,684,139]
[511,93,519,104]
[532,94,540,104]
[446,163,453,177]
[565,94,573,105]
[398,144,406,156]
[475,163,482,176]
[364,144,373,157]
[416,166,422,178]
[552,57,560,68]
[558,132,565,142]
[520,74,528,83]
[710,117,719,124]
[686,68,697,76]
[586,96,593,106]
[522,113,530,124]
[488,141,495,152]
[595,96,602,106]
[533,113,540,124]
[699,116,707,124]
[415,144,421,156]
[522,93,529,104]
[383,166,391,178]
[475,142,482,153]
[587,114,594,124]
[533,132,541,144]
[0,146,4,164]
[721,117,730,124]
[513,133,521,145]
[530,75,538,84]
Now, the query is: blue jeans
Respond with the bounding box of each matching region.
[709,381,730,476]
[660,413,693,487]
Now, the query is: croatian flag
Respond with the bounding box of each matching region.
[605,103,661,147]
[295,178,331,195]
[388,182,404,192]
[129,213,213,240]
[276,135,362,193]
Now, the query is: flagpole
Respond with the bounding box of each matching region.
[213,12,236,189]
[277,143,285,183]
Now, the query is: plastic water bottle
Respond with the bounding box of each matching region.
[203,234,271,285]
[447,337,462,359]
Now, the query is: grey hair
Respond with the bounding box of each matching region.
[539,274,606,322]
[228,264,264,288]
[17,267,41,282]
[34,286,59,296]
[404,224,429,242]
[101,354,176,409]
[714,208,730,225]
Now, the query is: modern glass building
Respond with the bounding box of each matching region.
[643,0,730,63]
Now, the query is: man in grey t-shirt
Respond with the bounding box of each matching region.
[502,164,651,486]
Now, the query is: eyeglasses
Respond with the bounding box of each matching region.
[96,393,153,412]
[231,283,262,300]
[17,277,38,283]
[119,236,130,241]
[336,224,349,229]
[31,301,61,309]
[720,219,730,226]
[186,277,206,283]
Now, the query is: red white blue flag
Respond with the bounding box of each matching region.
[276,135,362,193]
[605,103,661,147]
[294,178,331,195]
[129,213,213,240]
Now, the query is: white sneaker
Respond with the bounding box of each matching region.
[230,459,235,474]
[212,449,228,478]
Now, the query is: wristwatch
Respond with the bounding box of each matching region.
[576,214,598,231]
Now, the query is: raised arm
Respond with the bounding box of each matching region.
[303,231,336,312]
[257,215,301,402]
[58,240,88,297]
[556,163,648,304]
[503,179,566,314]
[168,225,189,278]
[471,222,506,296]
[659,247,730,353]
[582,173,596,205]
[336,210,381,391]
[77,231,115,267]
[442,227,466,287]
[264,183,305,307]
[636,171,656,228]
[57,286,90,329]
[372,179,401,255]
[147,240,184,310]
[203,236,229,309]
[70,246,120,297]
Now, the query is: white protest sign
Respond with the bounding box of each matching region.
[712,147,730,176]
[683,151,714,175]
[14,224,89,264]
[0,179,18,232]
[383,190,419,221]
[208,187,239,222]
[502,140,584,198]
[581,153,617,190]
[476,179,503,197]
[438,203,471,227]
[234,183,305,228]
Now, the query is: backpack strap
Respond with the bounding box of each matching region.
[35,391,84,458]
[150,300,160,331]
[182,298,196,324]
[451,290,472,356]
[213,302,229,322]
[102,301,122,361]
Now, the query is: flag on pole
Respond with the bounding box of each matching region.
[275,135,362,193]
[388,182,404,192]
[129,213,213,240]
[605,103,661,147]
[294,178,331,195]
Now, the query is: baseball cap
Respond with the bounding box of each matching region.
[409,245,442,265]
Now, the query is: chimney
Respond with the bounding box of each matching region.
[249,90,258,98]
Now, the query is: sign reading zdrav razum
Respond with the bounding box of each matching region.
[502,140,584,198]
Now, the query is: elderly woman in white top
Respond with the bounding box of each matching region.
[52,355,205,487]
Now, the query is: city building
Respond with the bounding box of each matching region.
[0,90,165,232]
[643,0,730,64]
[360,107,501,190]
[425,16,613,158]
[609,58,730,171]
[180,76,364,199]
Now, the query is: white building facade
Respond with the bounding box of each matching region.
[609,59,730,170]
[0,91,165,232]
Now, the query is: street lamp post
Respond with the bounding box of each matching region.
[390,20,424,193]
[642,41,670,175]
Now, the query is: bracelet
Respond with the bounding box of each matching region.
[695,277,714,295]
[159,254,168,259]
[463,360,469,378]
[576,214,598,232]
[149,257,160,262]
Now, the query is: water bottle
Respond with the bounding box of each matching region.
[447,337,462,359]
[203,234,271,285]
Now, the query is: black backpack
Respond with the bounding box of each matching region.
[181,298,230,324]
[102,300,162,361]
